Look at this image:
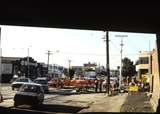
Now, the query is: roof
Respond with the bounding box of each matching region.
[34,77,47,80]
[2,57,22,63]
[22,82,42,86]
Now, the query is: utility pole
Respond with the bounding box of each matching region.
[106,31,110,94]
[27,46,32,78]
[102,31,110,94]
[115,34,127,90]
[27,48,29,78]
[99,62,101,73]
[53,63,55,78]
[46,50,52,74]
[120,38,124,90]
[68,60,71,79]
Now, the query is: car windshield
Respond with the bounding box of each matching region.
[34,80,47,84]
[16,78,29,82]
[19,84,40,93]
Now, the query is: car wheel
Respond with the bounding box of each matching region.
[38,100,43,106]
[0,95,3,102]
[45,91,49,94]
[14,102,18,107]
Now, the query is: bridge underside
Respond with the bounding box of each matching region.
[1,3,160,33]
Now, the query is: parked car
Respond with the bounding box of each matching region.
[11,77,32,90]
[48,79,64,87]
[34,77,49,93]
[0,92,3,103]
[10,74,19,83]
[14,83,44,107]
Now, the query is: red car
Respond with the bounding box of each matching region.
[48,79,64,87]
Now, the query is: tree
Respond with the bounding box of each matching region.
[122,57,136,81]
[63,68,75,79]
[63,68,68,76]
[69,69,75,79]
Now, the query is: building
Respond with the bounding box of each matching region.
[136,51,151,82]
[72,66,83,78]
[83,62,97,70]
[37,62,48,77]
[136,47,160,111]
[48,64,64,79]
[1,56,50,83]
[1,57,21,83]
[150,48,160,111]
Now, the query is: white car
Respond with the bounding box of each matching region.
[34,77,49,93]
[11,77,32,90]
[14,83,44,107]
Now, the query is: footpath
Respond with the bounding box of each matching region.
[120,92,154,112]
[78,92,154,113]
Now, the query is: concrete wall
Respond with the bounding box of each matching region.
[150,38,160,111]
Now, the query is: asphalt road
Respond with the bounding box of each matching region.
[0,84,155,113]
[0,84,102,113]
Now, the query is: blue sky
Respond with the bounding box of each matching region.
[0,25,156,69]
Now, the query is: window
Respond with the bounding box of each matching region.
[139,57,149,64]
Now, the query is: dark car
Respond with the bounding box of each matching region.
[0,92,3,103]
[11,77,32,90]
[14,83,44,107]
[34,77,49,93]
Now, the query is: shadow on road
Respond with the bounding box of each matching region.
[80,112,154,114]
[31,104,85,113]
[48,89,107,95]
[0,103,86,114]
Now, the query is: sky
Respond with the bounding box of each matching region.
[0,25,156,69]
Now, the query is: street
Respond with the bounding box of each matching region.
[0,84,155,113]
[0,84,106,113]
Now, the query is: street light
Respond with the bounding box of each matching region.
[115,35,128,90]
[68,60,71,79]
[27,46,32,78]
[45,50,52,74]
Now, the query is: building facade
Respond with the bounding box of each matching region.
[1,57,21,83]
[150,45,160,111]
[1,56,49,83]
[136,51,151,82]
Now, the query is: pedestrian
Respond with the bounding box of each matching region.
[110,82,115,96]
[141,82,144,92]
[99,79,103,92]
[95,79,98,93]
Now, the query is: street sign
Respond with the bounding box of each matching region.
[115,35,128,37]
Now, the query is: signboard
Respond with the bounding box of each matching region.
[129,85,138,92]
[142,74,148,82]
[2,63,12,74]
